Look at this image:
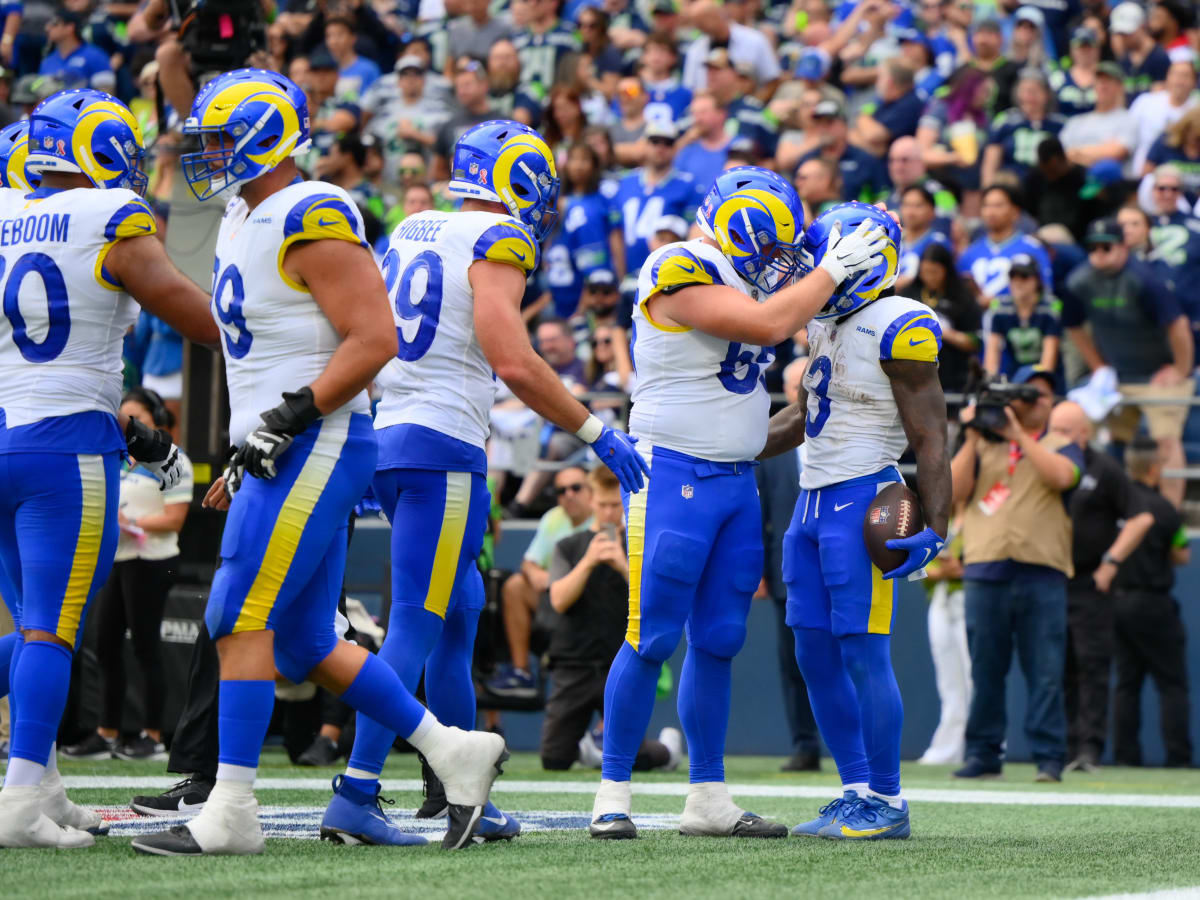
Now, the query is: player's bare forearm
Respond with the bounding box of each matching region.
[472,261,590,433]
[884,359,951,537]
[758,386,809,459]
[106,234,221,349]
[292,240,398,414]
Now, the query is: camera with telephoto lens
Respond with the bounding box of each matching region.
[174,0,266,73]
[967,377,1042,442]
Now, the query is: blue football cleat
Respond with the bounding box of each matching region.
[818,795,910,840]
[320,775,429,846]
[472,802,521,843]
[791,790,860,837]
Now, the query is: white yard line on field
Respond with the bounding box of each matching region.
[1077,890,1200,900]
[58,776,1200,809]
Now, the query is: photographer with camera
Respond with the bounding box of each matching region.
[951,365,1084,783]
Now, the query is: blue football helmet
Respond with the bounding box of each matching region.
[800,201,900,319]
[181,68,311,201]
[0,121,40,192]
[25,89,147,194]
[448,120,560,241]
[696,166,804,294]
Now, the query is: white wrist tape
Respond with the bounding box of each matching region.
[575,413,604,444]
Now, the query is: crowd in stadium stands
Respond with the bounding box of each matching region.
[1,0,1197,770]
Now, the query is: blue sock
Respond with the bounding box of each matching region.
[342,652,427,761]
[217,680,275,769]
[10,639,71,765]
[793,626,869,786]
[677,645,731,783]
[425,607,480,730]
[839,633,903,797]
[600,642,661,782]
[0,631,18,698]
[345,606,442,777]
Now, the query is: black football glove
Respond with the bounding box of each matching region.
[124,417,183,491]
[225,387,321,494]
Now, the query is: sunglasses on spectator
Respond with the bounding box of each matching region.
[648,136,675,147]
[1155,184,1182,193]
[399,166,425,175]
[555,483,587,496]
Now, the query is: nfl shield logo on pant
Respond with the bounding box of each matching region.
[681,484,694,499]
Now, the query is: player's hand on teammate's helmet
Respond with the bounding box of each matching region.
[123,416,183,491]
[225,386,323,494]
[818,220,887,286]
[591,425,650,493]
[883,526,946,581]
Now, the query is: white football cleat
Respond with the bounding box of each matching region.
[589,778,637,839]
[133,784,264,856]
[678,782,787,838]
[42,766,108,835]
[0,785,95,849]
[424,727,508,808]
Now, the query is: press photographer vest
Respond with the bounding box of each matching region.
[963,431,1074,577]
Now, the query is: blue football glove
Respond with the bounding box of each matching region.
[884,526,946,580]
[591,425,650,493]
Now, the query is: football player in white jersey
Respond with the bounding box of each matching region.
[132,69,507,857]
[0,93,219,849]
[324,120,647,846]
[591,167,890,839]
[759,202,951,840]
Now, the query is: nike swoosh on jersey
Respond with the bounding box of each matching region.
[908,338,929,346]
[840,823,895,837]
[511,249,527,261]
[833,501,854,512]
[317,217,341,227]
[676,262,697,273]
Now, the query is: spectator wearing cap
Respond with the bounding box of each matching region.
[607,119,703,285]
[700,49,779,163]
[1112,1,1171,101]
[511,0,581,102]
[794,156,841,222]
[1048,27,1101,118]
[448,0,513,65]
[1130,62,1198,179]
[610,76,650,167]
[1149,0,1195,65]
[983,253,1061,380]
[485,41,541,128]
[542,143,616,319]
[850,60,925,158]
[896,185,952,290]
[796,99,888,204]
[893,27,946,102]
[793,47,830,91]
[1065,217,1194,507]
[1111,436,1193,768]
[959,184,1054,304]
[1142,106,1200,212]
[431,60,495,181]
[681,0,781,100]
[1007,7,1053,72]
[640,31,693,125]
[324,15,380,97]
[675,93,732,190]
[300,51,363,173]
[39,9,111,92]
[1060,62,1135,171]
[362,54,450,179]
[951,364,1083,782]
[981,69,1067,188]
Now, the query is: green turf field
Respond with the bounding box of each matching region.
[7,751,1200,899]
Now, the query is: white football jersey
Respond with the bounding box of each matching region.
[212,181,371,444]
[630,239,774,462]
[800,294,942,490]
[373,209,540,449]
[0,186,153,427]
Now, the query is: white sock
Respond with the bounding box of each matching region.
[592,779,632,818]
[405,710,451,757]
[684,781,741,831]
[344,767,380,783]
[4,758,46,788]
[844,782,869,797]
[687,781,734,806]
[870,790,904,810]
[215,763,256,785]
[45,744,59,775]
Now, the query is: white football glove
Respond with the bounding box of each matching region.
[144,444,183,491]
[818,220,888,286]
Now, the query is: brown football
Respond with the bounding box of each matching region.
[863,483,925,573]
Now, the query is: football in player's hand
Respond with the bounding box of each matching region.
[863,483,925,573]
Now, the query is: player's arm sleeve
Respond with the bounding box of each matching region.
[277,191,369,291]
[472,220,540,275]
[95,197,158,291]
[879,308,943,363]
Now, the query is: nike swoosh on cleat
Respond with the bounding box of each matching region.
[480,815,509,826]
[833,501,854,512]
[840,824,895,837]
[177,798,205,813]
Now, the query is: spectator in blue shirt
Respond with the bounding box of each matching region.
[851,60,925,158]
[544,143,617,318]
[896,185,951,290]
[39,10,113,92]
[796,99,889,203]
[981,69,1068,187]
[958,184,1054,303]
[325,15,380,97]
[984,254,1062,380]
[675,93,731,194]
[1112,2,1171,100]
[640,31,693,125]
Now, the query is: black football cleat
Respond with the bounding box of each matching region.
[442,804,483,850]
[132,825,205,856]
[416,753,448,819]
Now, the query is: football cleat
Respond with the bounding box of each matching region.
[296,735,341,767]
[131,824,206,856]
[791,789,860,837]
[320,774,428,847]
[42,766,109,835]
[818,795,910,841]
[60,732,115,760]
[678,782,786,837]
[443,803,483,850]
[0,786,95,849]
[135,785,265,856]
[424,727,508,808]
[471,801,521,843]
[729,813,789,838]
[416,753,448,818]
[131,775,213,817]
[589,812,638,840]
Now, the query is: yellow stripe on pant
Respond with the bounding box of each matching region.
[867,562,893,634]
[56,454,108,645]
[234,418,348,633]
[424,470,471,619]
[623,453,651,649]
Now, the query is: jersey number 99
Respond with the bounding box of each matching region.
[382,248,443,362]
[212,259,253,359]
[0,252,71,363]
